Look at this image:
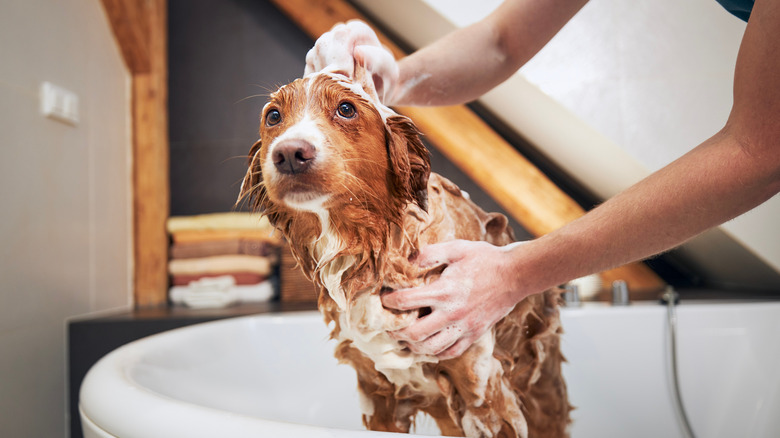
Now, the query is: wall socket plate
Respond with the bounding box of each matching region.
[40,82,79,126]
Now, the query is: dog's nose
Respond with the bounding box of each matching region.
[272,139,316,175]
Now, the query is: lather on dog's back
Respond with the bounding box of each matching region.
[239,67,571,437]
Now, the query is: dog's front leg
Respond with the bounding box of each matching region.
[335,341,414,433]
[437,333,528,438]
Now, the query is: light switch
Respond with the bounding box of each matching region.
[40,82,79,126]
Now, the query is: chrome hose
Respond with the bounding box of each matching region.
[662,287,696,438]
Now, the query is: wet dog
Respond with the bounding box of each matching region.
[239,68,570,437]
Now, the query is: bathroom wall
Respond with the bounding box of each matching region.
[168,0,312,216]
[353,0,780,290]
[0,0,132,436]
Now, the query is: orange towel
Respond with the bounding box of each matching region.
[170,229,280,244]
[168,255,274,276]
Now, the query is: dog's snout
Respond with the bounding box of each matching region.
[273,139,316,175]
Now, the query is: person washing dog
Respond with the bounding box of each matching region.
[305,0,780,360]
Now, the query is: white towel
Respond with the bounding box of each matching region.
[169,276,275,308]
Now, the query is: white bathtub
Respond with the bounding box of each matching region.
[79,300,780,438]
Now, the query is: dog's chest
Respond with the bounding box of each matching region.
[310,228,440,395]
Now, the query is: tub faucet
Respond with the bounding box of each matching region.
[611,280,630,305]
[563,284,581,307]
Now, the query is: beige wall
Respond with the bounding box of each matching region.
[0,0,132,436]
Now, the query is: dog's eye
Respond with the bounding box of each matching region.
[337,102,356,119]
[265,109,281,126]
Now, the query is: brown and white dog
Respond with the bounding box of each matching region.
[239,67,571,438]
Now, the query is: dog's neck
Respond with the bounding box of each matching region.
[309,210,357,310]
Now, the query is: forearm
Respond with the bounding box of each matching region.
[381,129,778,359]
[511,128,780,296]
[388,0,589,106]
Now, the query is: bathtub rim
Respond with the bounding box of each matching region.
[79,299,780,437]
[78,309,434,437]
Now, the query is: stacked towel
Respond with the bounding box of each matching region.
[167,212,281,308]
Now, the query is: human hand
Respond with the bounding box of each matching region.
[304,20,399,103]
[381,240,527,360]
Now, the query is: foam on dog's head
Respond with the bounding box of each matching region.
[304,64,397,122]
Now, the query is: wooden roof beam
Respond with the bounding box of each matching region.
[100,0,152,74]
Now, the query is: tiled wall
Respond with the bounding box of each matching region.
[168,0,312,216]
[0,0,132,436]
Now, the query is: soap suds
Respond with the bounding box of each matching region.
[313,219,440,394]
[336,292,439,395]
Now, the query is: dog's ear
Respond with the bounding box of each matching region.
[237,139,265,211]
[484,212,515,245]
[385,115,431,211]
[353,63,379,102]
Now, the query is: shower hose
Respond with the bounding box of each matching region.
[662,287,696,438]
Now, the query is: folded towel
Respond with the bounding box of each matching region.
[169,276,275,308]
[167,212,272,233]
[170,276,239,308]
[170,229,280,245]
[171,272,268,286]
[168,255,274,276]
[170,237,278,259]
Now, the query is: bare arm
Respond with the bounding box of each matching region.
[384,0,780,359]
[388,0,589,106]
[304,0,587,106]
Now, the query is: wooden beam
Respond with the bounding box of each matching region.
[100,0,152,73]
[399,104,583,236]
[269,0,666,294]
[101,0,170,308]
[132,0,169,308]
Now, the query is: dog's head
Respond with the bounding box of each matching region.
[239,69,430,238]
